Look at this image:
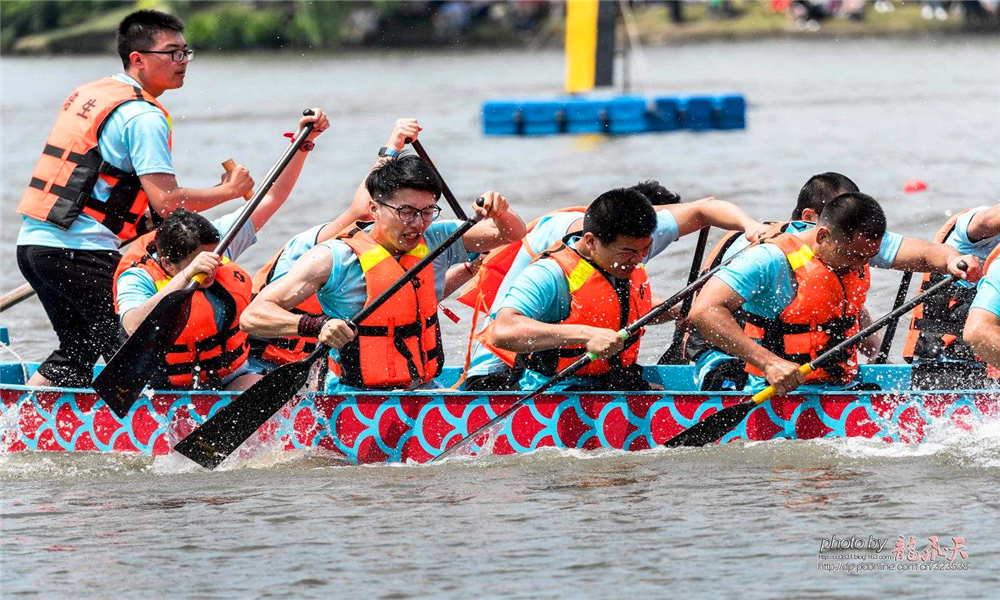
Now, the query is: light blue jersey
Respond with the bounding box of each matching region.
[315,220,477,393]
[943,207,1000,289]
[114,211,257,316]
[971,265,1000,318]
[270,222,329,283]
[721,220,903,269]
[17,74,174,251]
[464,208,680,381]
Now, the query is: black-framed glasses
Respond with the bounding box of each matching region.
[376,200,441,224]
[139,49,195,62]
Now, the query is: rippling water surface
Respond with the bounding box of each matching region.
[2,38,999,596]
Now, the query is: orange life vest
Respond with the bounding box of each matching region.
[477,241,652,377]
[902,209,982,363]
[329,224,443,389]
[248,225,329,366]
[112,246,251,389]
[457,206,587,314]
[17,77,172,241]
[743,233,871,384]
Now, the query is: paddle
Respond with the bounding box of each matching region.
[662,263,967,448]
[873,271,913,364]
[0,284,36,313]
[0,161,253,315]
[94,111,316,418]
[406,138,469,220]
[657,226,710,365]
[174,198,487,469]
[432,245,750,463]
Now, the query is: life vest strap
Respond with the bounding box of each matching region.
[168,324,242,353]
[354,313,438,338]
[162,341,248,376]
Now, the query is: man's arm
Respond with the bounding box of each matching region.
[241,246,333,338]
[965,205,1000,243]
[462,191,527,253]
[314,119,427,244]
[120,252,220,335]
[443,257,481,298]
[247,109,330,232]
[890,237,981,282]
[858,306,882,359]
[688,277,807,393]
[140,170,254,217]
[491,307,626,360]
[665,197,765,240]
[964,308,1000,367]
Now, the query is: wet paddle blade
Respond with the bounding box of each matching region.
[173,358,314,469]
[661,402,754,447]
[93,288,194,418]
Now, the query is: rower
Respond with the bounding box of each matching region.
[962,241,1000,374]
[112,110,329,391]
[485,188,678,392]
[239,156,526,393]
[904,204,1000,388]
[689,193,978,396]
[461,183,767,391]
[689,172,981,391]
[247,118,486,374]
[15,10,254,388]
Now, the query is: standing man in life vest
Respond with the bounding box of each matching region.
[688,193,979,395]
[240,155,527,392]
[688,173,980,391]
[15,10,254,388]
[486,188,687,392]
[905,204,1000,388]
[962,240,1000,373]
[461,184,768,391]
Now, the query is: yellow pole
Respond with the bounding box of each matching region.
[565,0,599,94]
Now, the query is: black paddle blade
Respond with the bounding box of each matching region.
[93,288,195,418]
[173,358,314,469]
[661,401,755,447]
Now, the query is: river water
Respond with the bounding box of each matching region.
[2,38,999,596]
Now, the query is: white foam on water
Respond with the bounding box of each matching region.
[827,410,1000,469]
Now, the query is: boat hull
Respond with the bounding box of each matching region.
[3,375,997,463]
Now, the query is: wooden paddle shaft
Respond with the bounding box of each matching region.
[222,159,254,200]
[0,284,35,313]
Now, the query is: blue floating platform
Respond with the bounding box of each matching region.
[482,93,746,136]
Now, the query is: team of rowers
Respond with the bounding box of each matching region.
[14,9,1000,399]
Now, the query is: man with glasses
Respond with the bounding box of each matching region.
[16,9,254,388]
[241,154,526,392]
[246,118,483,375]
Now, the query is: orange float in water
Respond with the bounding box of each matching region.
[905,179,928,194]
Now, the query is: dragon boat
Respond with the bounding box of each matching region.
[2,362,997,465]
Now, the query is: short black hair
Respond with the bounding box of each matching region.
[151,209,220,263]
[630,180,681,206]
[818,192,886,243]
[117,10,185,69]
[365,155,442,203]
[792,172,860,220]
[583,187,657,243]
